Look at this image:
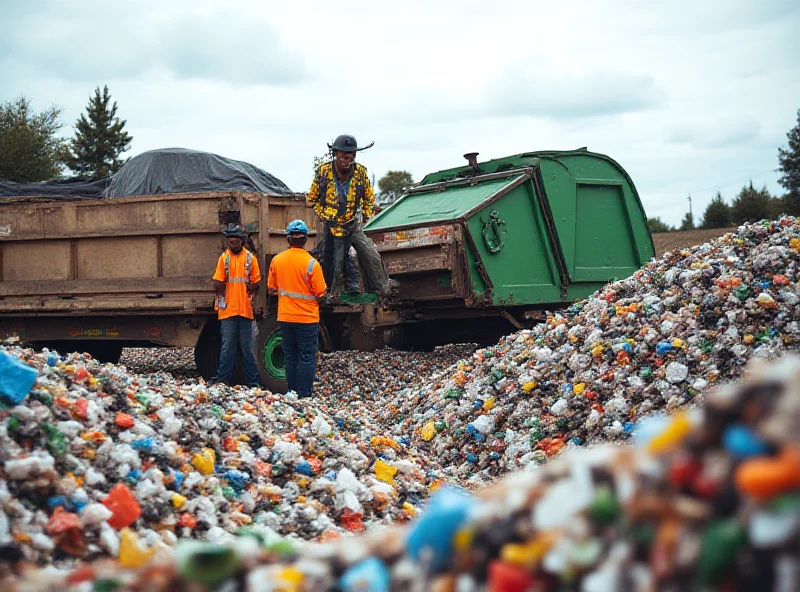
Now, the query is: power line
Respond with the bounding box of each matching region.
[686,168,777,195]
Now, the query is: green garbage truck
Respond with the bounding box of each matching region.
[356,147,656,348]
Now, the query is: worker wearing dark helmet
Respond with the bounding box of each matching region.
[210,223,261,387]
[306,134,393,300]
[267,219,327,398]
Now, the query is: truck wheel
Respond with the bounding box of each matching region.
[256,315,288,394]
[194,321,245,383]
[88,343,124,364]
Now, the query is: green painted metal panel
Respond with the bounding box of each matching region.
[365,177,520,231]
[463,184,561,304]
[537,153,654,282]
[420,154,542,184]
[573,181,639,281]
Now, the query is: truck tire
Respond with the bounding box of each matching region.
[256,315,288,394]
[87,343,124,364]
[194,321,246,384]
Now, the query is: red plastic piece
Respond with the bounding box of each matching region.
[102,483,142,530]
[488,559,534,592]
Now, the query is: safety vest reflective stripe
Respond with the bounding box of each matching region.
[224,251,253,280]
[279,289,317,302]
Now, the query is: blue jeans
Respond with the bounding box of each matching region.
[213,316,260,386]
[279,322,318,398]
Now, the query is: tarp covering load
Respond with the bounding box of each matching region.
[0,148,292,199]
[0,177,109,199]
[103,148,292,198]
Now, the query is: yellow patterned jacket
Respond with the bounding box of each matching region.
[306,162,375,237]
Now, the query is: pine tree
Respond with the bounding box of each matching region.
[700,192,732,229]
[730,182,773,224]
[777,108,800,200]
[65,86,132,178]
[0,96,67,182]
[678,211,695,231]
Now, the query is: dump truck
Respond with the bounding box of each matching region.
[0,189,318,392]
[0,148,654,392]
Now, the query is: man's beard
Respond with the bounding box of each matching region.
[230,245,243,253]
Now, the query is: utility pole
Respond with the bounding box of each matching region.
[688,193,693,225]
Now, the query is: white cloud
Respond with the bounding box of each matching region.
[0,0,798,227]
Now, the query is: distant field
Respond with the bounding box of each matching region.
[651,227,737,257]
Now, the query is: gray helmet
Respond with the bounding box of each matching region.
[223,223,246,238]
[329,134,375,153]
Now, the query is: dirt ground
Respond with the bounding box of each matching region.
[651,227,737,257]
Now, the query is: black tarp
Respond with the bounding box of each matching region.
[0,177,109,198]
[0,148,293,198]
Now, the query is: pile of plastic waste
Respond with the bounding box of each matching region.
[1,219,800,591]
[0,345,450,570]
[7,353,799,591]
[394,219,800,485]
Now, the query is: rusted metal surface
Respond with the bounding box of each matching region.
[0,190,314,324]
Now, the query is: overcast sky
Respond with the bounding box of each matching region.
[2,0,798,226]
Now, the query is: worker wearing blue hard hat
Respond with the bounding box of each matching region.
[266,219,327,398]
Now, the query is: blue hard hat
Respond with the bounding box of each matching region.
[285,220,309,235]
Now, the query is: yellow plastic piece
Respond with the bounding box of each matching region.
[521,382,536,393]
[428,479,444,494]
[421,422,437,441]
[453,527,474,551]
[191,448,216,475]
[171,494,187,509]
[671,338,685,348]
[483,398,495,411]
[118,528,155,568]
[402,502,416,516]
[590,345,605,357]
[371,436,400,451]
[573,383,586,395]
[277,566,304,586]
[500,532,558,567]
[648,413,692,454]
[790,238,800,251]
[374,459,398,485]
[743,334,754,344]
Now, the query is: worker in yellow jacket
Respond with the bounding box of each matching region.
[306,134,392,300]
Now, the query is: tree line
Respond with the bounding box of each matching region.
[649,109,800,233]
[0,86,131,182]
[3,89,799,223]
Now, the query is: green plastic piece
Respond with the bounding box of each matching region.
[698,519,747,585]
[588,486,620,525]
[92,580,121,592]
[177,543,240,586]
[43,423,68,457]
